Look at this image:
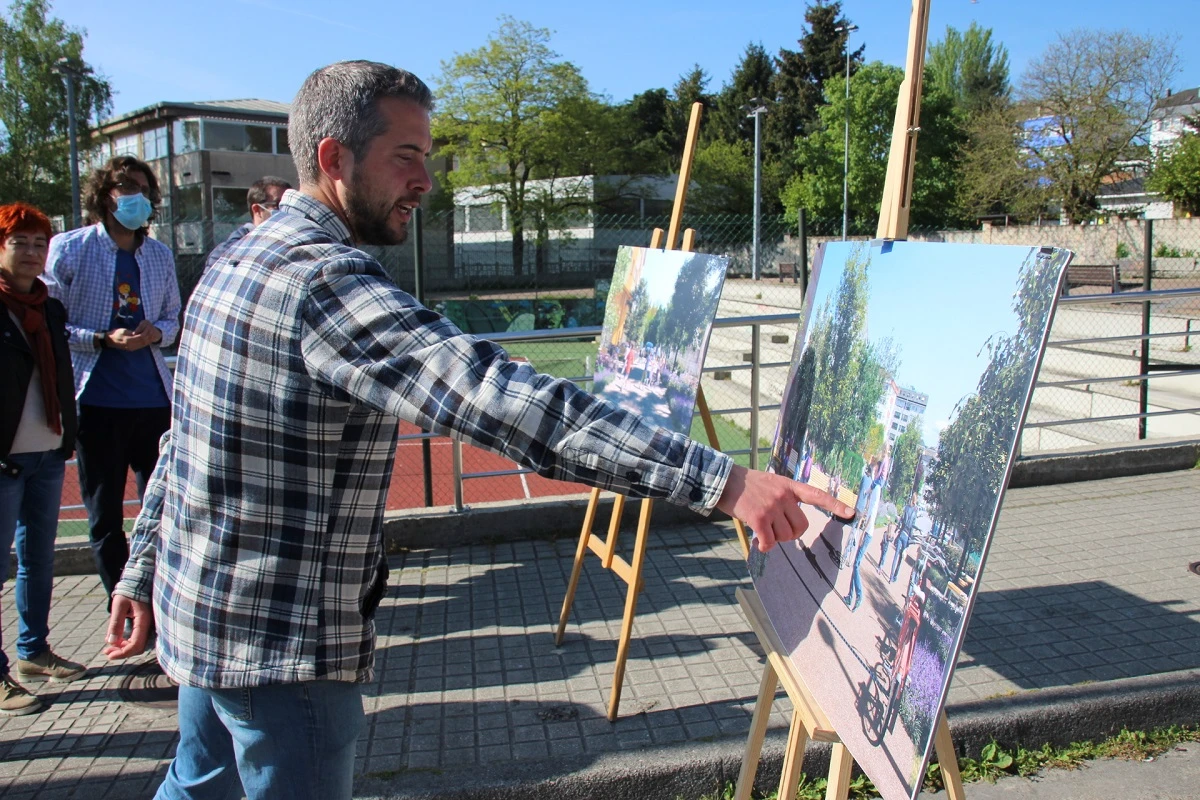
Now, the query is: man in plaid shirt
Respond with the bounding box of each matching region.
[102,61,854,800]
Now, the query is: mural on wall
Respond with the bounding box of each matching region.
[593,246,728,433]
[749,241,1071,800]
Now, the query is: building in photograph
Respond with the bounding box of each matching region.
[878,380,928,446]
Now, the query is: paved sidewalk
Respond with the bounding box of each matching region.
[1,470,1198,799]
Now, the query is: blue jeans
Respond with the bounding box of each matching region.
[0,450,66,675]
[157,681,365,800]
[890,532,911,583]
[846,532,872,609]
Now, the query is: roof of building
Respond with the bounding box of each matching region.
[97,98,290,133]
[1155,88,1200,112]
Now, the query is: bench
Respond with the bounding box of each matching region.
[1062,264,1119,295]
[777,262,799,283]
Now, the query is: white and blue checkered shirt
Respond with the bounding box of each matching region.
[115,190,732,689]
[43,223,181,398]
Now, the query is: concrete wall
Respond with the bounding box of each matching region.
[779,218,1200,275]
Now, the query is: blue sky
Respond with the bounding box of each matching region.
[809,241,1042,446]
[50,0,1199,120]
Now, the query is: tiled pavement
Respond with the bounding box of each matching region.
[2,470,1198,798]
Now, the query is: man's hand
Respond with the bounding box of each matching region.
[104,594,153,660]
[716,464,856,553]
[107,327,150,351]
[133,319,163,344]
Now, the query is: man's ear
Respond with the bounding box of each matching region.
[316,137,350,182]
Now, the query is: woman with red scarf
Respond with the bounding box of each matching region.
[0,203,87,716]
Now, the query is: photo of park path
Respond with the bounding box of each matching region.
[751,240,1070,800]
[591,246,728,433]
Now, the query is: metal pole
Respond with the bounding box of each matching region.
[412,207,435,507]
[63,70,81,229]
[1140,220,1153,439]
[452,440,465,512]
[412,206,425,304]
[842,46,851,241]
[798,209,808,298]
[749,323,761,470]
[752,110,762,281]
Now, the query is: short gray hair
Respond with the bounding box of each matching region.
[289,61,434,184]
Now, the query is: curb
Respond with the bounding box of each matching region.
[1010,438,1200,488]
[354,667,1200,800]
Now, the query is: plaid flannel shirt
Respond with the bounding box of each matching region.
[114,190,733,689]
[43,223,181,398]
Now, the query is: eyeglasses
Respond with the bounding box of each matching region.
[113,179,149,196]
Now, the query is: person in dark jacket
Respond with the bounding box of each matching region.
[0,202,87,716]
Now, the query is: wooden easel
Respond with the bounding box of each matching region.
[734,2,968,799]
[555,101,751,722]
[733,589,964,800]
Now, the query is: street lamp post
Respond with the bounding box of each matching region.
[746,99,768,280]
[54,58,84,230]
[834,24,859,241]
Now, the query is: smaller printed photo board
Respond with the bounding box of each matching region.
[749,240,1071,800]
[594,246,729,433]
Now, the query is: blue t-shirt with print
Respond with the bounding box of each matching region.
[79,249,170,408]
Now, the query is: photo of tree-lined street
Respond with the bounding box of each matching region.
[592,246,728,432]
[749,240,1070,800]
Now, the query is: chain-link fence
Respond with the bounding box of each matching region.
[50,213,1200,531]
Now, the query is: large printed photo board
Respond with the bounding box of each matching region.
[748,241,1071,800]
[594,246,729,433]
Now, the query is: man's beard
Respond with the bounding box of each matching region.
[345,182,407,246]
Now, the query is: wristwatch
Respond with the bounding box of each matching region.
[93,331,109,350]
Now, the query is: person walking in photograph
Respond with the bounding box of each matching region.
[0,203,87,716]
[889,493,920,583]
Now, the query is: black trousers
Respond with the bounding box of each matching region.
[76,404,171,600]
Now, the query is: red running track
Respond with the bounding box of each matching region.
[59,421,590,522]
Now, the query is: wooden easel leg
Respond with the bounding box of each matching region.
[777,710,811,800]
[934,710,967,800]
[555,487,601,646]
[607,498,653,721]
[734,663,780,800]
[825,742,855,800]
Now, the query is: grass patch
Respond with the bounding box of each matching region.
[691,725,1200,800]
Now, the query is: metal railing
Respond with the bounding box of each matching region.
[1025,286,1200,445]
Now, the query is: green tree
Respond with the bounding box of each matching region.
[711,42,777,145]
[926,248,1067,581]
[615,88,674,175]
[887,416,924,504]
[926,23,1009,115]
[769,0,862,165]
[1148,122,1200,216]
[1017,29,1180,222]
[957,103,1051,222]
[780,62,968,230]
[804,244,894,478]
[434,17,599,276]
[0,0,111,215]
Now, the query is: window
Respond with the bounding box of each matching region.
[174,120,201,154]
[113,134,139,157]
[86,143,110,169]
[275,126,290,155]
[142,126,169,161]
[212,187,250,221]
[175,185,204,221]
[203,121,273,153]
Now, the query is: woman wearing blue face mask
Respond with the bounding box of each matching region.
[43,156,181,605]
